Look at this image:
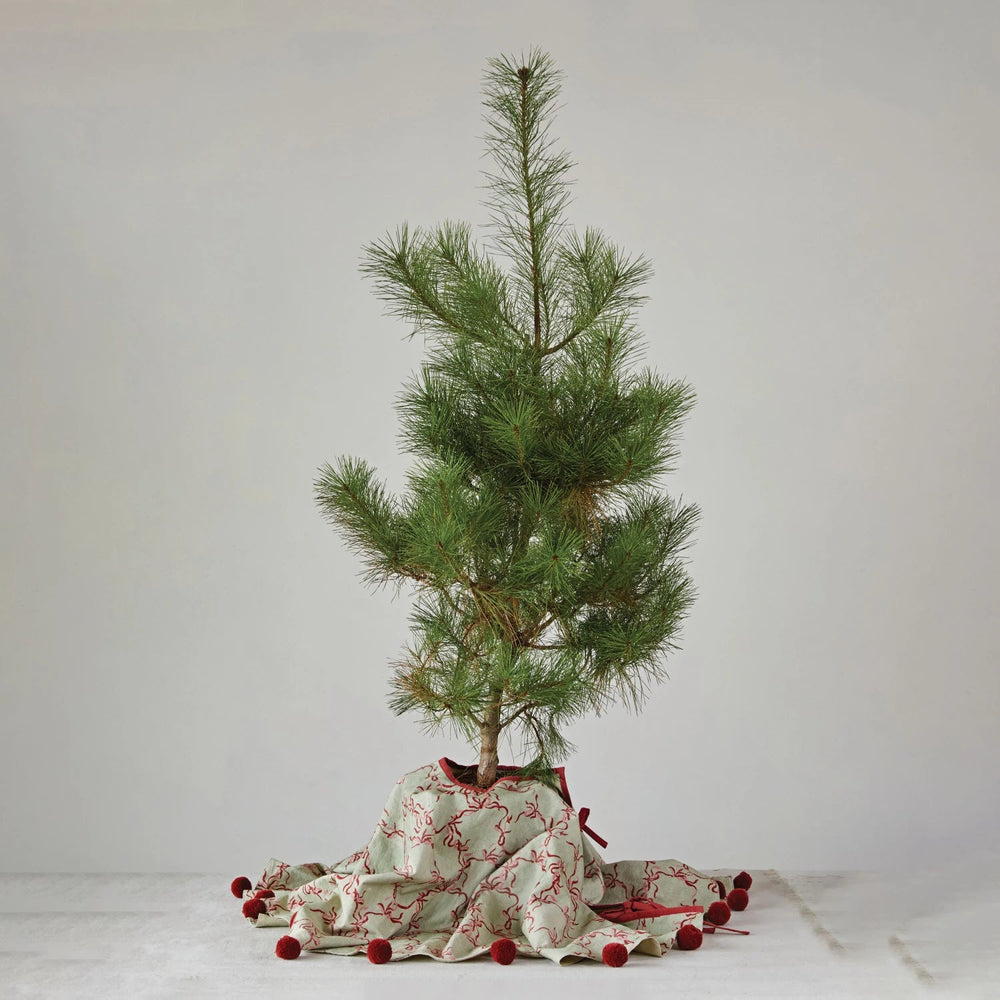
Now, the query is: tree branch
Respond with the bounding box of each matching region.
[517,66,543,350]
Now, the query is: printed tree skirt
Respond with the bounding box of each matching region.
[233,759,751,965]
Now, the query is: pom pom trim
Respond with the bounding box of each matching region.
[602,942,629,967]
[275,935,301,960]
[230,876,252,898]
[490,938,517,965]
[675,924,703,950]
[728,887,750,911]
[367,938,392,964]
[705,900,732,926]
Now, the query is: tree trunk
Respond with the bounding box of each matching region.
[476,698,502,788]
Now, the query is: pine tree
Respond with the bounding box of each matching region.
[315,50,699,789]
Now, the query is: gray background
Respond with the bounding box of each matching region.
[2,0,998,876]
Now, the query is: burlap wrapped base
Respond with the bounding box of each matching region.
[237,759,742,964]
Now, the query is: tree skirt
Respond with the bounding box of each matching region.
[233,759,751,965]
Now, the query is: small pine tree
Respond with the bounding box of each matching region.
[315,50,699,789]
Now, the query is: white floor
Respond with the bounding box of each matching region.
[1,868,996,999]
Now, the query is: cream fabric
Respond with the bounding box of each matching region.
[243,760,733,964]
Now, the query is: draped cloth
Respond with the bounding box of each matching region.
[241,759,736,964]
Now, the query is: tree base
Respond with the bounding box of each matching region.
[235,759,750,964]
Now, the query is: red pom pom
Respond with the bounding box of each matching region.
[275,935,301,960]
[602,942,629,967]
[705,901,731,926]
[728,887,749,911]
[255,889,275,899]
[490,938,517,965]
[733,871,753,891]
[230,876,252,898]
[242,897,266,919]
[367,938,392,965]
[675,924,703,951]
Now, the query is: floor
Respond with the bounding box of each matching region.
[1,868,995,999]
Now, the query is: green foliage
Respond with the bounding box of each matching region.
[316,49,700,779]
